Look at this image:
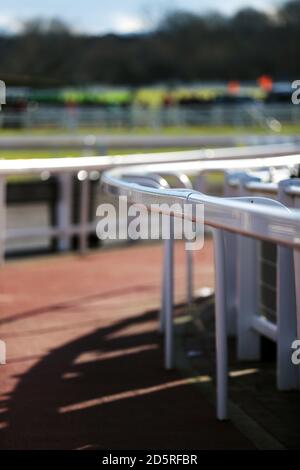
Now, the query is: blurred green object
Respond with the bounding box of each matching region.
[9,84,265,107]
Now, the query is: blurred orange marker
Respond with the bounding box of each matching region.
[257,75,273,92]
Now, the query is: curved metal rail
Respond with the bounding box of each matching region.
[1,142,300,421]
[101,151,300,421]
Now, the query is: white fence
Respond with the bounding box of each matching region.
[2,104,300,130]
[1,141,300,422]
[1,141,300,259]
[0,133,298,152]
[101,145,300,421]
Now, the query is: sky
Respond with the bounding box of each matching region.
[0,0,279,35]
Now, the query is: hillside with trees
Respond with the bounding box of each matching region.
[0,0,300,86]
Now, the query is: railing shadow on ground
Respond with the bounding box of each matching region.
[0,307,252,450]
[0,284,156,328]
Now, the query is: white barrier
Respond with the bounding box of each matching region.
[0,142,300,262]
[2,104,300,130]
[224,174,300,390]
[101,151,300,421]
[0,134,297,151]
[1,141,300,421]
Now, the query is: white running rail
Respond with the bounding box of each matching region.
[101,148,300,421]
[1,142,300,422]
[0,142,300,261]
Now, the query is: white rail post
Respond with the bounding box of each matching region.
[0,175,6,264]
[164,216,174,370]
[291,179,300,388]
[293,248,300,389]
[237,193,295,381]
[223,231,237,336]
[223,172,248,330]
[178,173,194,307]
[278,242,298,389]
[185,248,193,306]
[160,170,194,308]
[223,173,239,337]
[194,171,207,194]
[79,171,90,254]
[223,173,259,338]
[56,172,73,251]
[279,179,300,389]
[213,228,228,420]
[159,241,167,334]
[236,176,263,360]
[237,233,261,360]
[238,175,263,344]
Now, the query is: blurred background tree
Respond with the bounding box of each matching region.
[0,0,300,86]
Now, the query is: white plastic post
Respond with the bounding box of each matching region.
[160,171,194,308]
[194,172,207,194]
[223,231,237,336]
[292,183,300,388]
[79,174,90,254]
[223,174,238,336]
[0,175,6,264]
[277,244,298,389]
[278,179,300,389]
[237,191,297,390]
[213,228,228,421]
[159,240,167,334]
[185,248,193,306]
[237,234,261,360]
[293,249,300,389]
[164,217,174,370]
[56,172,73,251]
[226,174,262,339]
[236,176,264,360]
